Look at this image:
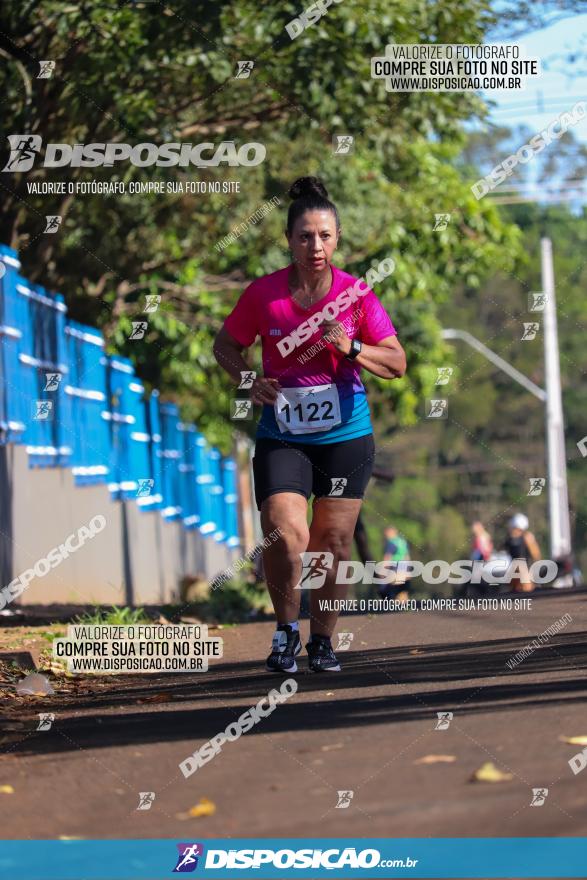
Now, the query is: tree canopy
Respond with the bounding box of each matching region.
[1,0,520,450]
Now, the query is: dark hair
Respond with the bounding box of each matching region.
[286,176,340,235]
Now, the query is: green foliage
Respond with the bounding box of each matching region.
[365,191,587,573]
[188,573,270,623]
[0,0,517,452]
[73,605,152,626]
[7,2,580,575]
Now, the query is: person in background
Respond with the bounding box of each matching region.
[380,525,411,602]
[504,513,541,593]
[469,520,494,596]
[471,521,493,561]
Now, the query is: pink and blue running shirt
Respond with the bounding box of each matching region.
[222,263,397,444]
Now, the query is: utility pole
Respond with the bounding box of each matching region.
[443,238,572,568]
[541,237,572,561]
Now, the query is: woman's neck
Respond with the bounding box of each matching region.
[288,263,332,299]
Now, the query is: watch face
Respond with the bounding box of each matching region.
[347,339,361,359]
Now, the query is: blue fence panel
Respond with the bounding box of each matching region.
[208,447,226,543]
[136,389,164,512]
[0,242,243,553]
[158,401,183,521]
[64,320,110,486]
[103,355,144,500]
[195,432,216,536]
[178,422,200,529]
[0,246,27,444]
[126,374,151,497]
[17,278,71,467]
[222,457,240,548]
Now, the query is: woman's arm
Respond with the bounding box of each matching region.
[213,327,281,405]
[354,334,407,379]
[320,320,406,380]
[212,326,252,385]
[524,531,542,562]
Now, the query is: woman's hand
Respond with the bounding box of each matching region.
[250,376,282,405]
[319,319,351,355]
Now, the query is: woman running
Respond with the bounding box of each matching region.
[213,176,406,672]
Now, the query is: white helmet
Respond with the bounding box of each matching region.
[509,513,529,531]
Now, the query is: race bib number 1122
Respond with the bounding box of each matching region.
[274,383,342,434]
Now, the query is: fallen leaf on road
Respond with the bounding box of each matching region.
[559,735,587,745]
[321,743,343,752]
[0,785,14,794]
[409,649,422,655]
[177,797,216,819]
[414,755,456,765]
[325,692,334,696]
[189,798,216,817]
[470,762,513,783]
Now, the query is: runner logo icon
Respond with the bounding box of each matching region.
[530,788,548,806]
[173,843,204,872]
[136,792,155,811]
[527,477,545,496]
[329,477,347,496]
[238,370,256,389]
[3,135,42,172]
[235,61,254,78]
[335,790,354,808]
[521,322,539,340]
[433,213,451,231]
[529,292,547,311]
[44,373,61,391]
[336,632,354,651]
[435,367,453,385]
[38,61,55,78]
[333,135,354,154]
[37,713,55,731]
[435,711,453,730]
[295,551,334,589]
[426,398,448,419]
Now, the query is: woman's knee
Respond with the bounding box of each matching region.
[312,527,353,559]
[261,494,309,551]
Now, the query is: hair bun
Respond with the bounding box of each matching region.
[288,176,329,201]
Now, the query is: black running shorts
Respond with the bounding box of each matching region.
[252,434,375,510]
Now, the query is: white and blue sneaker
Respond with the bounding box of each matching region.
[265,625,302,673]
[306,634,341,672]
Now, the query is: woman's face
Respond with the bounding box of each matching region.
[286,209,339,272]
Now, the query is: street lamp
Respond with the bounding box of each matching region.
[442,237,572,579]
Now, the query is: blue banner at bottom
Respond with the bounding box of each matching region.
[0,838,586,879]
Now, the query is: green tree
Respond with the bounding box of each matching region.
[0,0,519,451]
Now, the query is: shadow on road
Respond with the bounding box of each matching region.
[3,629,587,757]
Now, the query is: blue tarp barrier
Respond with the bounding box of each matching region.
[64,319,110,486]
[0,244,241,544]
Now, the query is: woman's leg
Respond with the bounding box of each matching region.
[307,497,363,638]
[260,492,310,623]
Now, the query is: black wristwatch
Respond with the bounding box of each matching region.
[345,338,362,360]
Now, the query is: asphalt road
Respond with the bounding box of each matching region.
[1,590,586,851]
